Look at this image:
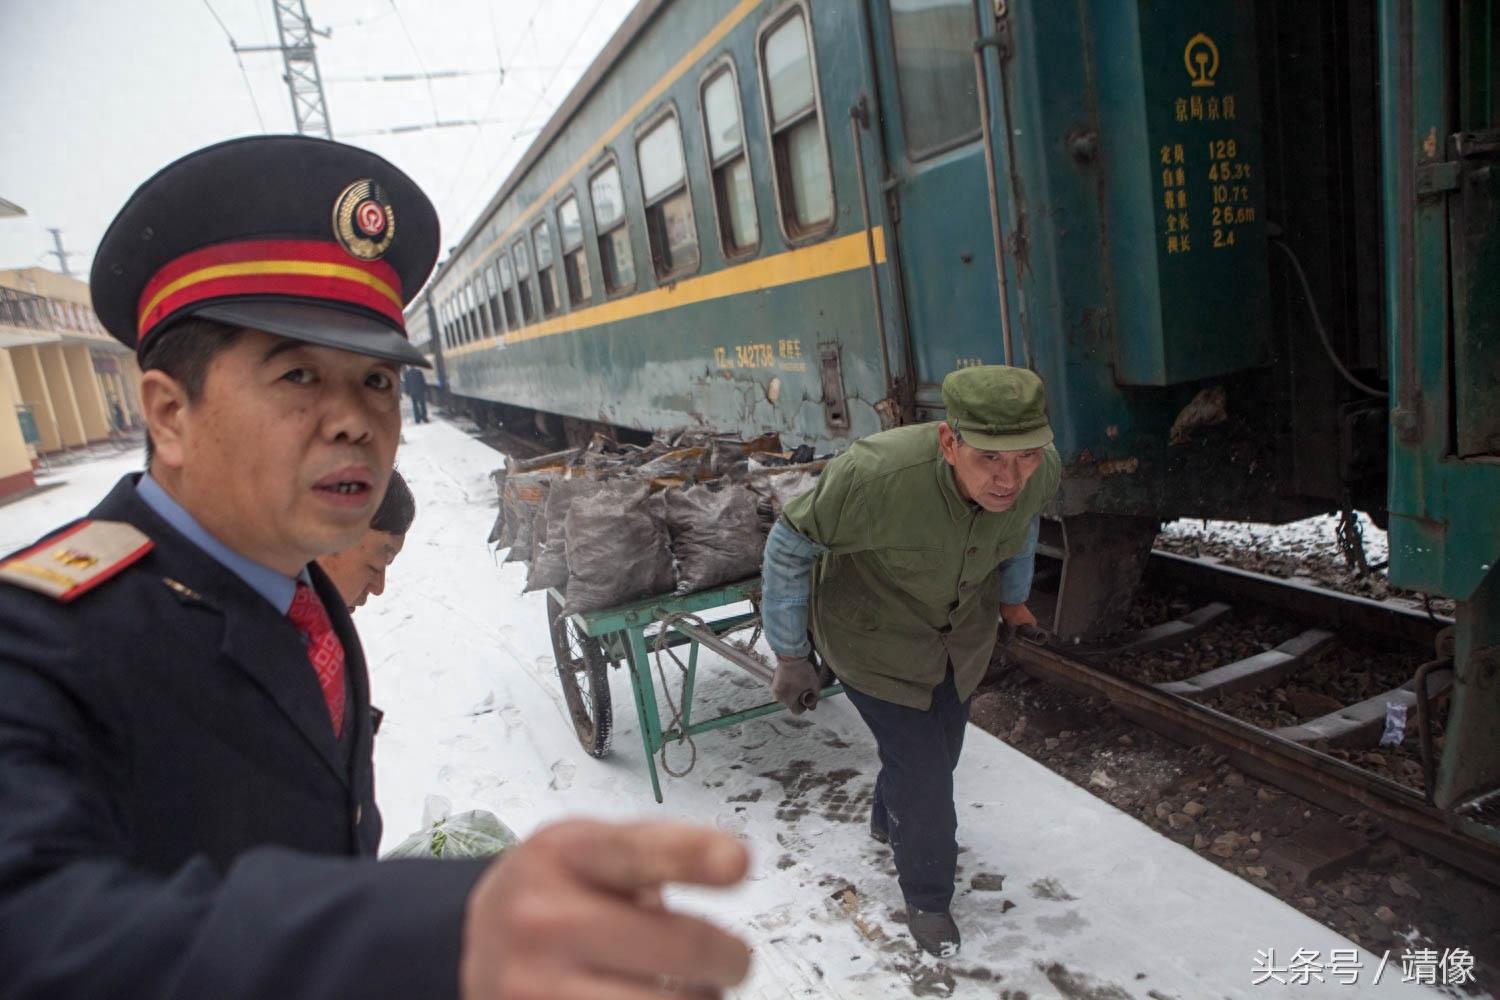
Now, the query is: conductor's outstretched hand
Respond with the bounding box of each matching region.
[461,820,752,999]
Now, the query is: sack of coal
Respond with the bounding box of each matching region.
[635,446,708,488]
[502,471,553,564]
[665,482,766,595]
[703,432,783,480]
[493,448,580,559]
[487,468,509,546]
[523,474,602,593]
[562,480,676,613]
[510,446,583,474]
[748,461,825,529]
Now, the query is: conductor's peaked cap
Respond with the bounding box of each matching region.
[91,134,438,367]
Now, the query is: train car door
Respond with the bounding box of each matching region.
[865,0,1006,408]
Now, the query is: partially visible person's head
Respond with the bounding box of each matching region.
[937,365,1053,513]
[318,469,414,611]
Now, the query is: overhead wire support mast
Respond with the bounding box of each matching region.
[233,1,334,139]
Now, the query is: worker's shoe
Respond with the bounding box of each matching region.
[907,907,961,958]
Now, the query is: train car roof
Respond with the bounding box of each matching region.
[429,0,668,289]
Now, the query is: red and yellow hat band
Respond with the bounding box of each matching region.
[136,239,405,343]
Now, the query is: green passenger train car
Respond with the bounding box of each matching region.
[422,0,899,447]
[411,0,1499,836]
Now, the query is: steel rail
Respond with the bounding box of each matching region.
[1005,639,1500,888]
[1142,550,1450,648]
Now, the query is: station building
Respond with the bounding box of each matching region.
[0,260,143,502]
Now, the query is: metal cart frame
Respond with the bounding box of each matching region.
[546,577,842,802]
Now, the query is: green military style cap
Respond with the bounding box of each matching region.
[941,365,1054,451]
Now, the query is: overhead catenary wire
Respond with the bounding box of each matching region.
[323,68,504,84]
[386,0,442,123]
[319,5,395,31]
[509,0,613,150]
[438,0,553,215]
[340,116,529,139]
[508,0,552,69]
[203,0,267,131]
[447,0,611,226]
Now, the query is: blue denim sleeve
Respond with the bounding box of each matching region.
[760,519,828,658]
[997,515,1041,605]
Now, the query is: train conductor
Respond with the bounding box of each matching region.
[0,136,749,998]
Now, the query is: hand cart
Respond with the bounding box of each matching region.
[545,577,842,802]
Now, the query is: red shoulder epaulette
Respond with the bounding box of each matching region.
[0,520,154,603]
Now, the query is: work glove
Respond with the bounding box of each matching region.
[771,655,821,715]
[1000,602,1050,647]
[1010,622,1051,645]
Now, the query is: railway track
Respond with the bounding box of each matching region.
[1016,548,1500,889]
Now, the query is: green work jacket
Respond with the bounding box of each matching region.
[780,423,1060,709]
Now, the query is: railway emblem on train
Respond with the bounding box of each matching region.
[332,179,396,260]
[1184,33,1220,87]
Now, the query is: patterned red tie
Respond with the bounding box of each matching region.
[288,581,346,738]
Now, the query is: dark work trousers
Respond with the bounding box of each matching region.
[842,665,971,912]
[409,390,428,423]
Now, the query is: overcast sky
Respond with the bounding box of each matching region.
[0,0,637,280]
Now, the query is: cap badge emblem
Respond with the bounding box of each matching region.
[332,179,396,260]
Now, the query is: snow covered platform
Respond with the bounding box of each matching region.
[0,423,1447,1000]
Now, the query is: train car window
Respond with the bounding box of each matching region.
[497,254,519,329]
[889,0,979,158]
[511,240,536,324]
[700,64,759,257]
[478,275,497,338]
[760,7,833,238]
[466,281,481,342]
[531,218,561,317]
[468,279,487,340]
[439,301,450,349]
[636,111,700,280]
[476,273,492,337]
[456,289,470,343]
[589,159,637,295]
[558,195,593,306]
[484,264,504,335]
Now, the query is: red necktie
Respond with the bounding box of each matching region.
[288,582,346,738]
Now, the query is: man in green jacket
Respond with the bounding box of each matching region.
[760,365,1060,958]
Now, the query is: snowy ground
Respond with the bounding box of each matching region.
[0,421,1452,1000]
[1162,513,1389,572]
[1157,514,1460,618]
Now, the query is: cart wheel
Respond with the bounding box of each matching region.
[547,594,613,758]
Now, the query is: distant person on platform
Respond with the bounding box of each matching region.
[760,365,1060,959]
[319,468,413,613]
[403,365,430,423]
[0,135,750,999]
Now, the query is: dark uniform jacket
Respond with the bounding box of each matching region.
[402,367,429,400]
[0,475,485,999]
